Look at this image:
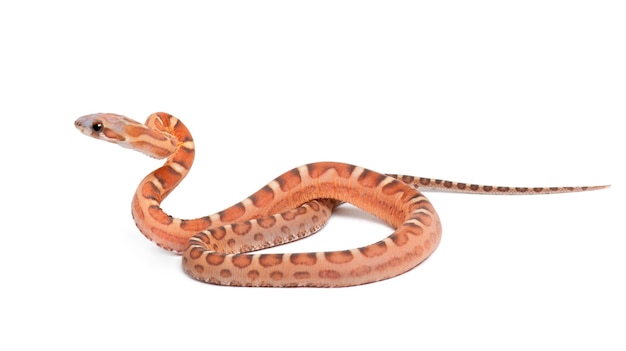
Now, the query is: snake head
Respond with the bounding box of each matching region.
[75,113,178,159]
[74,113,129,142]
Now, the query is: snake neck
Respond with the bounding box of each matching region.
[131,113,200,252]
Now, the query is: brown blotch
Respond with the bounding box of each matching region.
[141,182,161,201]
[232,221,252,235]
[219,203,246,223]
[193,265,204,274]
[325,250,354,264]
[180,217,212,231]
[247,270,260,280]
[210,227,227,240]
[220,269,232,278]
[497,187,510,192]
[171,118,193,142]
[172,149,194,170]
[206,253,225,266]
[470,184,480,191]
[275,168,302,192]
[319,270,341,279]
[294,271,312,280]
[430,231,440,244]
[259,254,283,267]
[457,183,467,190]
[232,255,253,269]
[419,178,431,186]
[483,186,493,192]
[515,187,529,193]
[387,257,402,267]
[359,241,388,257]
[227,239,236,248]
[358,169,386,188]
[153,165,182,190]
[296,206,307,215]
[405,223,425,236]
[253,233,264,241]
[381,180,408,197]
[250,186,275,208]
[258,216,277,229]
[188,247,204,259]
[401,175,414,184]
[290,253,317,265]
[351,265,372,277]
[390,232,409,247]
[414,245,424,257]
[281,211,297,221]
[309,201,321,211]
[443,181,453,188]
[148,205,173,225]
[307,162,355,179]
[533,187,545,192]
[270,271,284,280]
[281,226,291,235]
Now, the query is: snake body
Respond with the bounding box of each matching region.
[75,112,608,287]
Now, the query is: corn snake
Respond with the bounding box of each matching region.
[74,112,608,287]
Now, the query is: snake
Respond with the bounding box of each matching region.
[74,112,608,287]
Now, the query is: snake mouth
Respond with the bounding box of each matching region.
[74,116,93,136]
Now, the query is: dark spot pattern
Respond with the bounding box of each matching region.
[325,251,354,264]
[290,253,317,265]
[118,112,453,287]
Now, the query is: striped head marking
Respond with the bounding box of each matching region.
[75,113,177,159]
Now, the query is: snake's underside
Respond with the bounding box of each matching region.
[75,112,608,287]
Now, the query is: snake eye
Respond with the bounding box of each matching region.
[92,121,104,133]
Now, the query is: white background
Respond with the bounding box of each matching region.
[1,1,624,350]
